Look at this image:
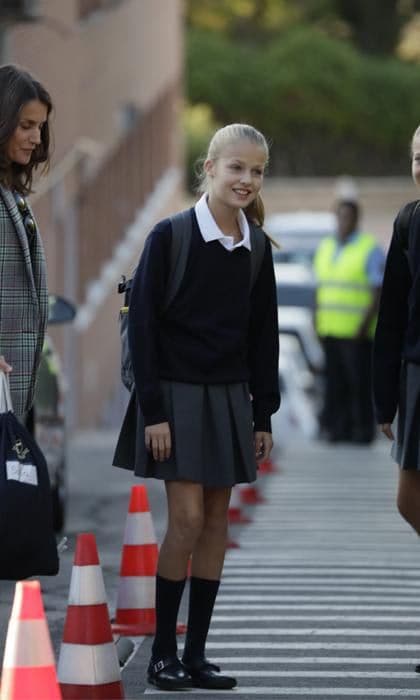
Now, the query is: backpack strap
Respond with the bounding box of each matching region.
[396,199,420,251]
[164,209,193,311]
[118,209,192,391]
[249,224,266,290]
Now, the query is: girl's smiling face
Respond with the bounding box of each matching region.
[205,139,267,210]
[412,137,420,188]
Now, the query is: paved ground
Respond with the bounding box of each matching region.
[2,427,420,698]
[139,434,420,699]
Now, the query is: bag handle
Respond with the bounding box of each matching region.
[0,371,13,413]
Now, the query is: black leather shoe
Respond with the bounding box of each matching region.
[182,658,237,690]
[147,656,193,690]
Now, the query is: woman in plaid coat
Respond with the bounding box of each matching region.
[0,65,52,420]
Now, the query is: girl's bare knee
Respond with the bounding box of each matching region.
[202,512,228,540]
[170,509,204,549]
[397,491,410,522]
[397,491,420,534]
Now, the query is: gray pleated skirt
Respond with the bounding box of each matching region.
[132,381,257,487]
[391,361,420,470]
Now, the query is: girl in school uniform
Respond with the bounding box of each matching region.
[373,126,420,673]
[116,123,280,690]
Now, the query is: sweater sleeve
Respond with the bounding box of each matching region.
[373,216,411,424]
[248,236,281,432]
[128,220,171,426]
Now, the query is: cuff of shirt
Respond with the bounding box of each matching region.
[253,411,272,433]
[139,392,167,427]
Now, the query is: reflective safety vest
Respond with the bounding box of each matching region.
[313,233,378,339]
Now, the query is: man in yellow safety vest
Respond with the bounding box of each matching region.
[313,200,385,444]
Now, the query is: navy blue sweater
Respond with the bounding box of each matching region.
[128,211,280,431]
[373,203,420,423]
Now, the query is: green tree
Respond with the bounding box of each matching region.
[333,0,420,54]
[186,0,420,55]
[186,25,420,176]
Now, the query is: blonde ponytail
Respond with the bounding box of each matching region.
[244,192,265,227]
[412,125,420,153]
[244,191,279,248]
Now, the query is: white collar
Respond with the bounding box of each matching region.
[194,193,251,251]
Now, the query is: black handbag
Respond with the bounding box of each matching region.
[0,372,59,580]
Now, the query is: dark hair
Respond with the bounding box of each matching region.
[0,64,53,195]
[336,199,360,223]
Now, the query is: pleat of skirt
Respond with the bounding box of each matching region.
[134,381,257,487]
[391,361,420,470]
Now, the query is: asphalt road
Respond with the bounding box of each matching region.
[1,418,420,699]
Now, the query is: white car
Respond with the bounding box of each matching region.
[278,334,319,439]
[266,210,336,265]
[274,262,325,442]
[278,307,324,373]
[274,262,317,310]
[274,263,323,372]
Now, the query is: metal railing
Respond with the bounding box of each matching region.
[77,86,176,299]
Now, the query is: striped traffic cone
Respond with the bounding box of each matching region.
[259,458,278,474]
[112,484,186,636]
[240,482,266,505]
[228,485,251,525]
[227,533,240,549]
[58,533,124,699]
[0,580,62,700]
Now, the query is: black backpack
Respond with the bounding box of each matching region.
[118,208,267,391]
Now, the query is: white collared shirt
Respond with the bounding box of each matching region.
[194,193,251,252]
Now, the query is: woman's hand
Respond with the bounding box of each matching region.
[0,355,12,373]
[379,423,394,441]
[254,431,273,463]
[145,422,172,462]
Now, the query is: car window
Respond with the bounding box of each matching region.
[276,282,316,310]
[266,211,336,264]
[273,249,316,265]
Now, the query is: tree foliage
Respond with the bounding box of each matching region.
[334,0,420,54]
[186,25,420,176]
[185,0,420,55]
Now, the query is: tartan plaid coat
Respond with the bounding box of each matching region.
[0,185,48,419]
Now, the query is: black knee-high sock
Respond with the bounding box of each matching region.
[182,576,220,663]
[151,574,186,661]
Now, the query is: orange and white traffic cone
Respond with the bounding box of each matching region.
[228,485,251,525]
[240,482,266,505]
[259,458,278,475]
[227,533,240,549]
[112,484,186,636]
[0,580,62,700]
[58,533,124,700]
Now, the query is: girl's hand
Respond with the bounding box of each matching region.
[0,355,12,373]
[254,431,273,463]
[145,422,172,462]
[379,423,394,441]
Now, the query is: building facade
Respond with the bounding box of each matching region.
[4,0,184,427]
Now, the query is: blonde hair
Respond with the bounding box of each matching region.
[411,125,420,152]
[197,123,269,227]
